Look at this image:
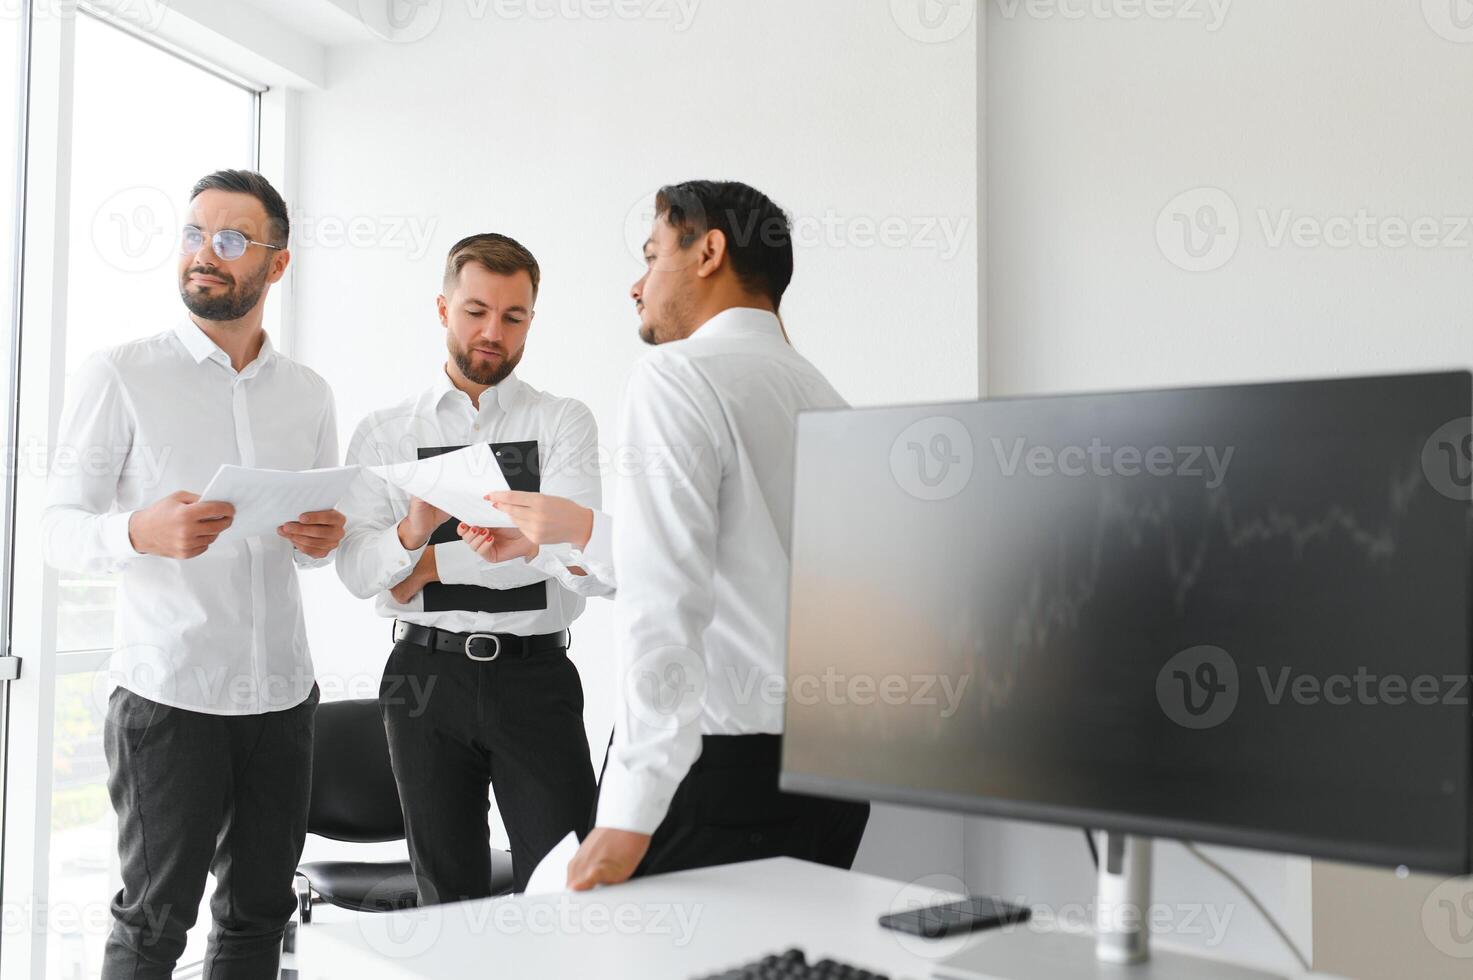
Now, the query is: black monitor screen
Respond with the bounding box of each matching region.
[781,373,1473,874]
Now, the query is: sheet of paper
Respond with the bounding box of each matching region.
[200,464,363,541]
[369,443,514,528]
[524,831,580,896]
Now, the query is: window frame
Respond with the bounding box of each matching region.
[50,8,264,666]
[0,7,284,976]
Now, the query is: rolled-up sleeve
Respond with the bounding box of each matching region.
[528,509,616,594]
[529,400,615,595]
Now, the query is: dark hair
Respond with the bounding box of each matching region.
[189,169,290,246]
[654,180,794,309]
[442,233,541,299]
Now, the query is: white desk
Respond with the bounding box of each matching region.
[293,858,1340,979]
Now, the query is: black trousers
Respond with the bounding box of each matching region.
[102,685,317,980]
[380,639,595,901]
[627,734,871,878]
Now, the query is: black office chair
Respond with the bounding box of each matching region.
[292,698,514,927]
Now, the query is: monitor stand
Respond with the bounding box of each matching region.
[934,834,1289,980]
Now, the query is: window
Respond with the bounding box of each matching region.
[57,13,257,655]
[41,13,259,977]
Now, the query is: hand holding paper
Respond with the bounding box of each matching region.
[397,496,450,551]
[199,465,362,542]
[457,522,538,564]
[196,445,518,548]
[370,443,514,528]
[128,491,236,559]
[524,831,581,895]
[277,509,348,558]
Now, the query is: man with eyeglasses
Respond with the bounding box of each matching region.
[43,169,344,979]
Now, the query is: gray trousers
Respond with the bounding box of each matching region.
[102,685,317,980]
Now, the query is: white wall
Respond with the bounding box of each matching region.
[287,0,978,878]
[987,0,1473,396]
[980,0,1473,975]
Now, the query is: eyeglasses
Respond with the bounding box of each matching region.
[180,225,285,261]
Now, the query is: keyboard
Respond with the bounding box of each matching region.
[694,948,888,980]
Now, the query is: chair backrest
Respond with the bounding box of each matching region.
[308,698,406,842]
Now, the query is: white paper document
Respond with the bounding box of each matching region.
[198,443,516,544]
[200,464,363,542]
[369,443,514,528]
[524,831,580,895]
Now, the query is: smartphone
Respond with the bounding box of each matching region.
[878,896,1032,939]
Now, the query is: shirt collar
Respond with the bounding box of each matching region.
[434,366,524,413]
[173,319,277,372]
[689,306,784,341]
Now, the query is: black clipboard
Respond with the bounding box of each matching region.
[417,440,548,615]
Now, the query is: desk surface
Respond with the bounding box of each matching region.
[294,857,1336,979]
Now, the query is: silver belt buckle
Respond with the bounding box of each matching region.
[465,633,502,662]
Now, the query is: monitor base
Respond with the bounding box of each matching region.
[933,929,1287,980]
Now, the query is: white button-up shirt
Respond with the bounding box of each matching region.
[335,370,611,636]
[552,509,615,589]
[596,307,848,834]
[42,321,339,715]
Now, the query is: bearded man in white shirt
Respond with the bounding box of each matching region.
[482,180,871,889]
[43,170,346,979]
[335,233,611,901]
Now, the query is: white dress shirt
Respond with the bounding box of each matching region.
[596,307,848,834]
[42,321,338,715]
[544,509,615,589]
[335,370,611,636]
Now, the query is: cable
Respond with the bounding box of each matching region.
[1181,842,1312,974]
[1084,829,1099,869]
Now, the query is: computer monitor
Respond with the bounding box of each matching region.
[780,372,1473,976]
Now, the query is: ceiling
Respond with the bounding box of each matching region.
[229,0,378,47]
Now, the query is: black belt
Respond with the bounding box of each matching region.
[393,620,570,662]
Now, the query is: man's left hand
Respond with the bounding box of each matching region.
[278,509,347,559]
[566,828,652,891]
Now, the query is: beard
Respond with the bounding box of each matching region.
[179,262,270,321]
[450,334,524,387]
[637,280,699,346]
